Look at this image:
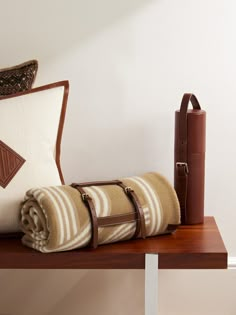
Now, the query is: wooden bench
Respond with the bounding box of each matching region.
[0,216,227,315]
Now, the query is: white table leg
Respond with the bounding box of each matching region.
[145,254,159,315]
[228,257,236,269]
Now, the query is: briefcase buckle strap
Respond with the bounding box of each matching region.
[176,162,189,174]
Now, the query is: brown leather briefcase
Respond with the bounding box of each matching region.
[174,93,206,224]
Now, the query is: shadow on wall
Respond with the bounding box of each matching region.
[0,0,155,65]
[61,114,174,184]
[62,123,155,183]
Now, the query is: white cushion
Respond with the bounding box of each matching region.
[0,81,69,233]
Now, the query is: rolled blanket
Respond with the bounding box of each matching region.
[20,172,180,253]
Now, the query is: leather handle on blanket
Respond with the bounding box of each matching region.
[71,184,99,248]
[117,182,146,239]
[71,181,146,248]
[73,180,122,187]
[176,93,201,222]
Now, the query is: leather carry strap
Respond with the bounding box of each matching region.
[176,93,201,222]
[71,180,146,248]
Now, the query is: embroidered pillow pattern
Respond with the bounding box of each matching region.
[0,140,25,188]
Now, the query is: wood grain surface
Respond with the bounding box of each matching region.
[0,217,227,269]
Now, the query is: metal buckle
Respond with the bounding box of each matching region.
[82,193,91,201]
[125,186,134,193]
[176,162,189,174]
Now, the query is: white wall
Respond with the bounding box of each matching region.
[0,0,236,314]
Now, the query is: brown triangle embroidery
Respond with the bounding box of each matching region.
[0,140,26,188]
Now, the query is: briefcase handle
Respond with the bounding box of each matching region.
[179,94,201,149]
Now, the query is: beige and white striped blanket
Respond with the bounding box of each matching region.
[20,172,180,253]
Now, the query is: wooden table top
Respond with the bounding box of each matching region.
[0,217,227,269]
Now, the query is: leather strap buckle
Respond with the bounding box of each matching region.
[81,193,91,201]
[125,186,134,193]
[176,162,189,174]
